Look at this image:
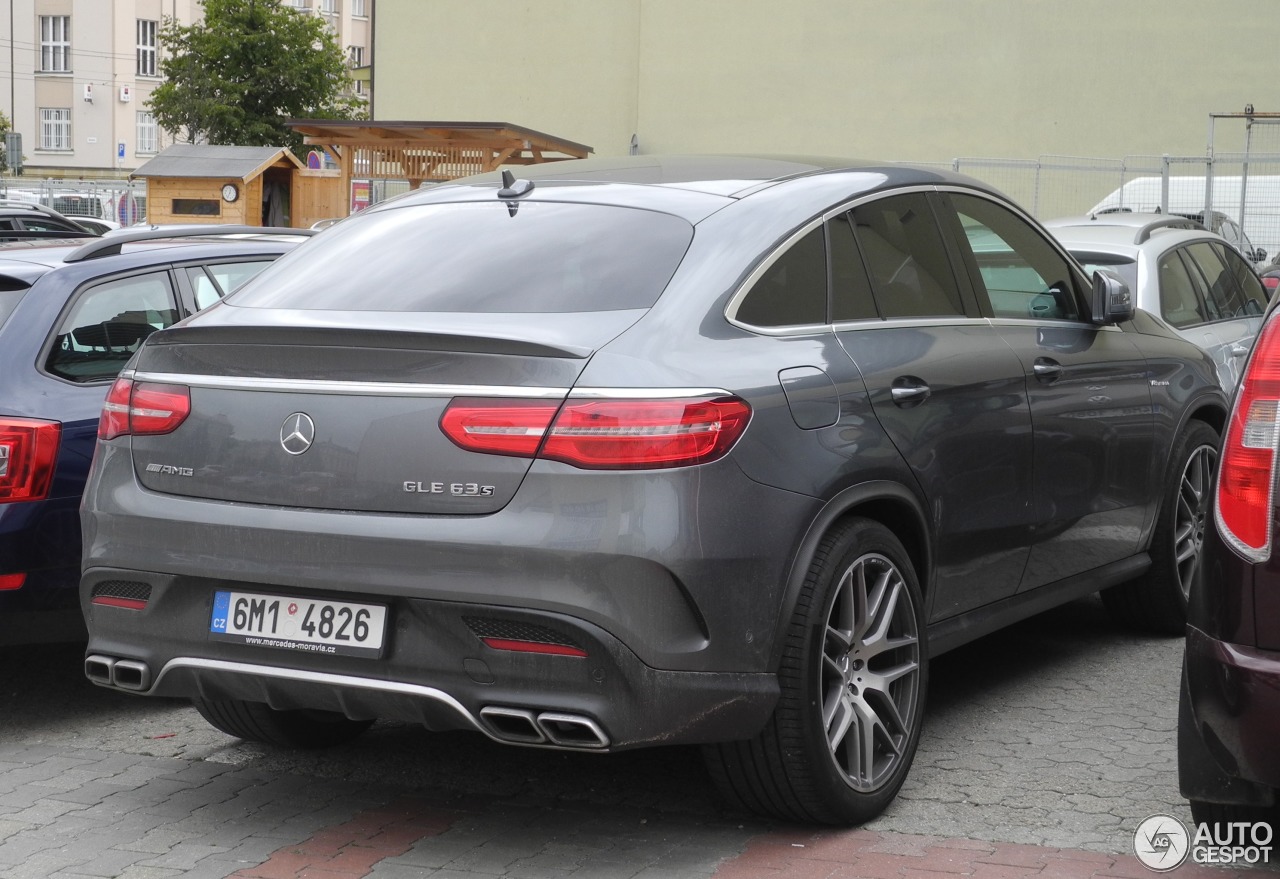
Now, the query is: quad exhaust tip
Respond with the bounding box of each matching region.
[84,654,152,691]
[479,706,609,750]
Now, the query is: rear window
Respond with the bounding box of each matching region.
[230,201,694,313]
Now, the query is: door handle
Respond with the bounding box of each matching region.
[890,380,930,406]
[1231,343,1252,358]
[1033,358,1064,382]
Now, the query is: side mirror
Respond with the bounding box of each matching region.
[1091,268,1134,325]
[1254,248,1268,264]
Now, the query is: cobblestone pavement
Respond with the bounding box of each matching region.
[0,596,1273,877]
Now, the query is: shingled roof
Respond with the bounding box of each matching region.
[131,144,305,180]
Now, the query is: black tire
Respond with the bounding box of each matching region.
[193,698,374,749]
[1102,421,1219,635]
[703,517,927,824]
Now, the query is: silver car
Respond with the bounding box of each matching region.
[1045,212,1269,388]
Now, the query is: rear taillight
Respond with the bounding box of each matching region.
[1217,316,1280,560]
[441,395,751,470]
[99,378,191,441]
[0,418,61,504]
[1264,276,1280,296]
[0,573,26,590]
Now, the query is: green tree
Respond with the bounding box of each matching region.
[0,109,10,174]
[147,0,364,152]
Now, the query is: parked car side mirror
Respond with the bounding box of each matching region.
[1091,268,1135,325]
[1253,248,1268,264]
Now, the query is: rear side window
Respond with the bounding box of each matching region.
[736,225,826,327]
[851,193,963,319]
[187,260,274,310]
[231,202,694,313]
[1186,242,1259,321]
[46,272,179,382]
[1217,243,1268,316]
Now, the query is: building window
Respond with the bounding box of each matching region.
[40,16,70,73]
[320,0,337,13]
[352,0,367,15]
[39,108,71,150]
[137,20,158,77]
[137,112,158,154]
[348,46,364,94]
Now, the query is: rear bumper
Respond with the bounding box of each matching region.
[81,567,778,750]
[0,500,85,645]
[1180,625,1280,805]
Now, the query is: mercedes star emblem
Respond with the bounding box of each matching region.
[280,413,316,456]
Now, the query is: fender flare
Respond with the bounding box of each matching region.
[766,480,931,671]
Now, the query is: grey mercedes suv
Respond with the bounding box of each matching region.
[79,156,1228,825]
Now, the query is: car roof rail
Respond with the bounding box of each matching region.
[1131,216,1206,244]
[63,225,315,262]
[0,198,76,220]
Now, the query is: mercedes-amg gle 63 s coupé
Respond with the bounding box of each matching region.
[80,156,1228,824]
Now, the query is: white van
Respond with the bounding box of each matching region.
[1090,175,1280,265]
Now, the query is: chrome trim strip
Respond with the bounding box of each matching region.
[567,386,734,399]
[130,373,571,399]
[154,657,484,732]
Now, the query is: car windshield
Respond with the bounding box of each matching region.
[229,201,695,313]
[1070,253,1138,293]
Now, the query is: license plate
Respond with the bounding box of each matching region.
[210,590,387,658]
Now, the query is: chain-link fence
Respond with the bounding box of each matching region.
[946,152,1280,264]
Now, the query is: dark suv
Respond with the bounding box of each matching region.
[79,156,1227,825]
[1179,298,1280,831]
[1,227,308,645]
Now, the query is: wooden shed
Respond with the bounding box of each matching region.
[130,144,344,229]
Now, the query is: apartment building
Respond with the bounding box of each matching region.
[0,0,372,179]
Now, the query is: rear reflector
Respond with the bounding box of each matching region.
[0,418,61,504]
[99,378,191,440]
[481,637,588,657]
[1217,315,1280,560]
[441,395,751,470]
[0,573,26,591]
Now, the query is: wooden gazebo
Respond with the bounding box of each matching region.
[285,120,593,191]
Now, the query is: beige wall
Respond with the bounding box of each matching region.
[374,0,1280,163]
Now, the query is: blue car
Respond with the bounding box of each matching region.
[0,227,307,644]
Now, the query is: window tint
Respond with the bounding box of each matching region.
[187,260,274,310]
[233,202,693,313]
[736,225,826,327]
[1217,243,1268,316]
[948,193,1080,321]
[20,217,83,233]
[1186,241,1254,320]
[830,213,878,321]
[46,272,179,382]
[851,194,963,318]
[1156,250,1209,328]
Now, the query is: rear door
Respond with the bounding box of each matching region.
[833,191,1036,619]
[1182,240,1267,387]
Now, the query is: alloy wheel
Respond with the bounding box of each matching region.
[820,552,922,793]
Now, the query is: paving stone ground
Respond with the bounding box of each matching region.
[1,596,1275,877]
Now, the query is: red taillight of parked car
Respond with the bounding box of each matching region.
[1263,276,1280,297]
[441,395,752,469]
[0,418,61,505]
[99,378,191,441]
[1217,316,1280,560]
